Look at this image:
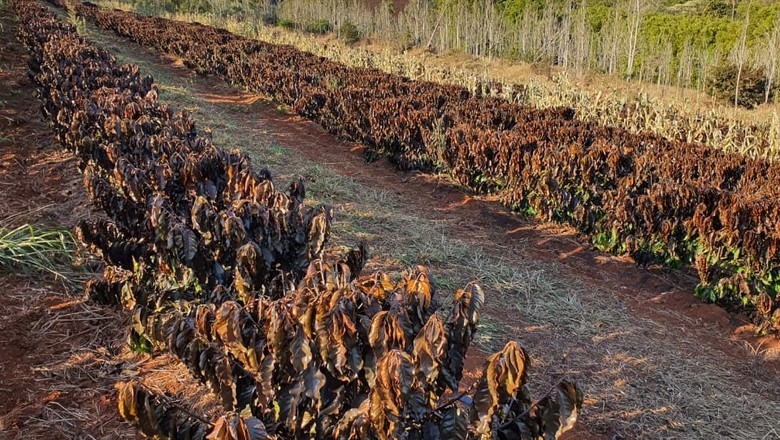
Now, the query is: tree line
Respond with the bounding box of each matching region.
[120,0,780,108]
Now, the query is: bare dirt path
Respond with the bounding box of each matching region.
[0,11,134,437]
[0,10,221,439]
[27,7,780,439]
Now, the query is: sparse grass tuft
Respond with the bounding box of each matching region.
[158,83,193,97]
[0,221,80,285]
[66,5,86,35]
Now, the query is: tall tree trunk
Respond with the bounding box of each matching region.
[625,0,644,81]
[765,14,780,103]
[732,7,751,108]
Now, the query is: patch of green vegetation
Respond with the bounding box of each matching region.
[0,222,78,283]
[338,21,361,45]
[268,142,286,156]
[305,18,331,34]
[277,18,295,29]
[129,331,153,353]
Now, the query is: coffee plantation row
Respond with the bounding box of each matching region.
[13,0,581,438]
[58,0,780,332]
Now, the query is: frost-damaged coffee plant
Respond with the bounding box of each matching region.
[14,0,582,438]
[63,0,780,333]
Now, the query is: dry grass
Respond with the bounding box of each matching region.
[0,12,225,437]
[0,279,223,439]
[0,145,94,226]
[72,19,780,439]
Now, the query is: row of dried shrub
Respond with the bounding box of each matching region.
[61,0,780,332]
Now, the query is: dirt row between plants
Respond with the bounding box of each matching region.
[64,11,780,440]
[0,10,223,439]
